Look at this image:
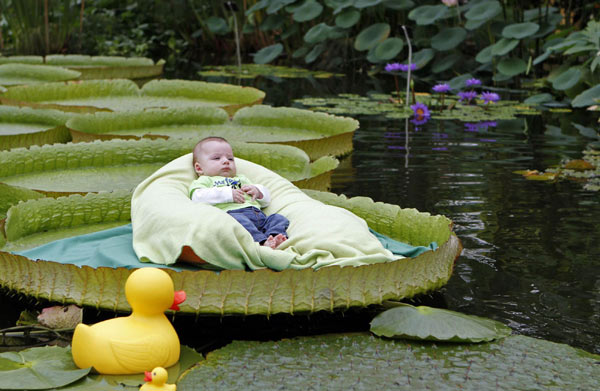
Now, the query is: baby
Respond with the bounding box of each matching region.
[188,136,289,249]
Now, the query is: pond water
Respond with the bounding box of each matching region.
[1,71,597,357]
[201,72,599,355]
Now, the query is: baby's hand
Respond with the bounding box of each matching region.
[232,188,245,203]
[241,185,263,200]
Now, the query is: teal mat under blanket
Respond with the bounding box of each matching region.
[13,224,437,272]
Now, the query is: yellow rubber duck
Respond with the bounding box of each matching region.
[140,367,176,391]
[71,268,186,374]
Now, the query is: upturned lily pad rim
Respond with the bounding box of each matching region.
[0,63,81,86]
[0,190,460,316]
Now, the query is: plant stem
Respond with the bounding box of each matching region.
[44,0,49,55]
[401,25,412,110]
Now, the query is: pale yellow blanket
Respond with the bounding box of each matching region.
[131,154,400,270]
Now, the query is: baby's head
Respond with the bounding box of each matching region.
[192,136,237,177]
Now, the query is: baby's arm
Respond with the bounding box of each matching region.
[191,187,233,204]
[243,184,270,207]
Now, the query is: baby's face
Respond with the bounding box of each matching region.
[194,140,237,177]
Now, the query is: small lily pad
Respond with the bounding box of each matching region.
[502,22,540,39]
[370,303,512,342]
[0,346,90,390]
[254,43,284,64]
[354,23,390,51]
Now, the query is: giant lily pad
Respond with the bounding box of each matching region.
[0,55,164,80]
[0,79,265,116]
[370,303,512,342]
[0,106,73,150]
[176,333,600,390]
[0,190,461,315]
[66,106,358,160]
[0,63,81,86]
[0,138,339,194]
[0,183,45,220]
[0,346,90,390]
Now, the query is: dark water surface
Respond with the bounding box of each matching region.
[203,73,600,354]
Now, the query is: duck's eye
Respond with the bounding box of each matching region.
[153,372,157,376]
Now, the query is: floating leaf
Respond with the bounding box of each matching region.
[497,57,527,76]
[572,84,600,108]
[199,64,342,79]
[502,22,540,39]
[0,138,338,193]
[254,43,284,64]
[335,8,360,28]
[408,5,448,26]
[292,0,323,22]
[465,0,501,22]
[551,67,582,91]
[354,23,390,51]
[373,37,404,61]
[0,79,265,116]
[177,333,600,390]
[0,346,90,390]
[0,190,460,315]
[491,38,519,56]
[0,63,80,86]
[0,106,72,150]
[370,303,512,342]
[431,27,467,51]
[563,159,594,170]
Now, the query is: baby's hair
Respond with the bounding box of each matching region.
[192,136,230,166]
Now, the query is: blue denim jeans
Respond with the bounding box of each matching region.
[227,207,289,244]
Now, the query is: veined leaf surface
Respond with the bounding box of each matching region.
[0,190,461,315]
[0,139,338,193]
[0,79,265,115]
[66,105,358,159]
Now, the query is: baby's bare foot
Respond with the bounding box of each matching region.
[263,235,277,249]
[273,234,287,248]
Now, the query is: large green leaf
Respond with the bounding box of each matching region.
[253,43,284,64]
[370,303,512,342]
[0,63,80,86]
[491,38,519,56]
[551,67,582,91]
[464,0,501,22]
[0,106,73,150]
[0,183,45,220]
[502,22,540,39]
[0,346,90,390]
[571,84,600,108]
[354,23,390,51]
[382,0,414,10]
[66,105,359,160]
[304,23,334,44]
[0,190,460,315]
[0,138,338,193]
[475,44,494,63]
[0,79,265,116]
[373,37,404,61]
[45,55,165,80]
[431,53,462,73]
[335,8,360,28]
[408,5,448,26]
[292,0,323,22]
[431,27,467,51]
[177,333,600,390]
[497,57,527,77]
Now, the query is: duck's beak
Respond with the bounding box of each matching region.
[170,290,186,311]
[144,371,152,382]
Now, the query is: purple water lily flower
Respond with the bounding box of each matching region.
[398,63,417,72]
[411,116,430,126]
[432,83,451,93]
[385,62,402,72]
[410,102,430,119]
[480,91,500,104]
[465,78,481,87]
[458,90,477,103]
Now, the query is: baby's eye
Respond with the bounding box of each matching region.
[228,158,234,161]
